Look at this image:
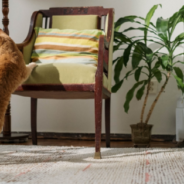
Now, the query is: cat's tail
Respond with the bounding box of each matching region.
[0,94,11,133]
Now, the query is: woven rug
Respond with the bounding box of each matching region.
[0,146,184,184]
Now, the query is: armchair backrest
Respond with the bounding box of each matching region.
[39,7,113,44]
[22,7,114,91]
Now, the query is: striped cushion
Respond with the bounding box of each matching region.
[31,27,104,65]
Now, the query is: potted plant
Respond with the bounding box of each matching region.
[112,4,184,147]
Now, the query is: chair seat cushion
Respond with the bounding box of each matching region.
[24,63,108,89]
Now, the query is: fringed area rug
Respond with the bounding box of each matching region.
[0,146,184,184]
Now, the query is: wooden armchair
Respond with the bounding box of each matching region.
[14,6,114,159]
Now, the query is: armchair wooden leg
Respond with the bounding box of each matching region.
[105,97,111,148]
[31,98,37,145]
[94,92,102,159]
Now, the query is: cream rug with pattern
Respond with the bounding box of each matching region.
[0,146,184,184]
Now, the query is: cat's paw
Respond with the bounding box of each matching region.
[29,62,37,68]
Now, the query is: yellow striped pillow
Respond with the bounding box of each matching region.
[31,27,104,65]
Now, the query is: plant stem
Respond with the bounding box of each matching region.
[145,72,171,124]
[140,81,151,123]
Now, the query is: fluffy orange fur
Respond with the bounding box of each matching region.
[0,29,37,132]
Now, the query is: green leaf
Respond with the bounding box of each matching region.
[112,79,124,93]
[136,81,147,100]
[152,68,162,82]
[156,17,169,40]
[145,4,162,26]
[174,32,184,43]
[115,16,153,32]
[171,15,182,36]
[146,53,154,63]
[137,42,153,54]
[174,61,184,66]
[134,67,143,81]
[113,42,123,52]
[114,31,131,43]
[144,4,162,44]
[124,81,145,113]
[124,27,158,38]
[169,12,177,27]
[158,57,165,69]
[174,75,184,93]
[173,53,184,59]
[124,27,147,33]
[115,16,137,30]
[132,45,142,69]
[131,42,153,63]
[114,38,120,43]
[169,6,184,36]
[113,57,120,65]
[125,70,133,80]
[154,60,161,68]
[114,57,124,83]
[156,17,169,33]
[174,67,183,82]
[123,41,137,67]
[114,23,121,32]
[178,6,184,14]
[161,55,169,67]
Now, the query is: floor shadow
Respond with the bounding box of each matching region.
[0,146,183,166]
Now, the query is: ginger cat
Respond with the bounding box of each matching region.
[0,29,37,132]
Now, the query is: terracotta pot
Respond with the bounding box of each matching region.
[130,123,153,147]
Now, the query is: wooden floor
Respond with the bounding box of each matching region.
[1,138,177,148]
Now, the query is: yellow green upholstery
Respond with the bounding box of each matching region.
[23,13,113,92]
[24,63,108,89]
[52,15,98,30]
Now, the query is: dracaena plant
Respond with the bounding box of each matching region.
[112,4,184,124]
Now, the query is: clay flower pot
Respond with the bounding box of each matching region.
[130,123,153,147]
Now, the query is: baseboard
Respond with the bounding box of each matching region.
[12,132,175,142]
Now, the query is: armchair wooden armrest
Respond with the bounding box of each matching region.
[16,11,40,52]
[16,43,25,52]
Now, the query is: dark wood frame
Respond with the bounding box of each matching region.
[14,6,114,159]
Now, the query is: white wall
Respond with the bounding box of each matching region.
[0,0,183,134]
